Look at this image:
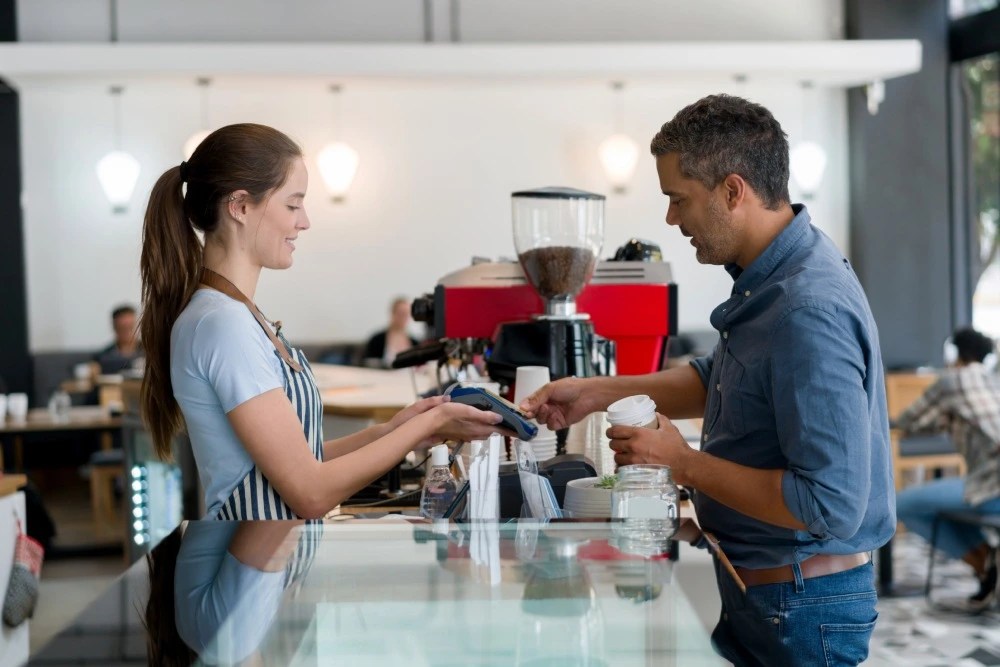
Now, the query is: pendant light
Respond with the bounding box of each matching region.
[96,85,140,214]
[789,81,827,200]
[316,84,360,203]
[183,77,213,159]
[598,81,639,195]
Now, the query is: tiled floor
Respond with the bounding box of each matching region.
[867,531,1000,666]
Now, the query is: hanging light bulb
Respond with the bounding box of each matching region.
[96,86,140,213]
[317,142,360,203]
[789,81,827,200]
[316,84,360,203]
[599,81,638,194]
[790,141,828,199]
[183,78,213,159]
[599,134,639,193]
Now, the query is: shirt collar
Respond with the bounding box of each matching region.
[725,204,811,293]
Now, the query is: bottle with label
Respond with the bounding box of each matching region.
[420,444,458,519]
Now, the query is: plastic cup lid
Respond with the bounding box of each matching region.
[607,395,656,425]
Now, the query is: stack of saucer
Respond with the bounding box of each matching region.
[562,477,614,518]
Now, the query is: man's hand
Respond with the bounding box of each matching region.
[519,377,602,430]
[606,414,696,485]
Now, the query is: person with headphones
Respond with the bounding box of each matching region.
[895,327,1000,610]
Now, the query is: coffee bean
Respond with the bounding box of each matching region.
[518,246,596,299]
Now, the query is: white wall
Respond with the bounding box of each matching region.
[20,76,848,350]
[14,0,849,350]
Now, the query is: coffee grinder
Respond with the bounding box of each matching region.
[487,187,606,385]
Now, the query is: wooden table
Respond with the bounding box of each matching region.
[313,364,435,423]
[0,406,122,472]
[0,474,27,497]
[60,374,126,410]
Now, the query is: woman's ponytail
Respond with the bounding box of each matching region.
[139,166,202,460]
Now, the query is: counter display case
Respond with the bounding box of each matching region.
[32,519,723,666]
[120,379,202,563]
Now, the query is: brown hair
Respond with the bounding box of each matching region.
[143,529,195,666]
[139,123,302,459]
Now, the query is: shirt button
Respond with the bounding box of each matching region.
[702,433,707,443]
[772,617,780,625]
[723,613,729,621]
[716,383,721,392]
[744,290,751,297]
[722,331,729,339]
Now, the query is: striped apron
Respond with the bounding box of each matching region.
[216,330,325,521]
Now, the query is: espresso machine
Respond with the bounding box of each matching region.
[407,187,678,387]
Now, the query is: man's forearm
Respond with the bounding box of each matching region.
[680,449,806,531]
[594,365,708,420]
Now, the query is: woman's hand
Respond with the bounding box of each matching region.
[428,401,512,443]
[387,395,447,432]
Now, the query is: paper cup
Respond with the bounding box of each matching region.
[607,395,658,429]
[7,393,28,423]
[513,366,551,405]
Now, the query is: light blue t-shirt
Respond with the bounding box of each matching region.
[171,289,285,517]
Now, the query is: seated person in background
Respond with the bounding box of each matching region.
[895,327,1000,609]
[94,304,143,374]
[362,297,419,368]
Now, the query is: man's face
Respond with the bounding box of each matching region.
[655,153,741,266]
[113,312,136,346]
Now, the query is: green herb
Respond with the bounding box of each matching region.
[595,474,618,490]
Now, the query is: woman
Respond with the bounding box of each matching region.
[139,123,504,520]
[361,297,419,368]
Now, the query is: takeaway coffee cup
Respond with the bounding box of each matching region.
[606,395,658,430]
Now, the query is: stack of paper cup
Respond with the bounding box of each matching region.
[461,381,504,460]
[513,366,557,461]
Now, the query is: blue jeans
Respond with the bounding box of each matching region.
[896,477,1000,560]
[711,559,878,666]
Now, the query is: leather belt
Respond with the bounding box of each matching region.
[735,553,870,588]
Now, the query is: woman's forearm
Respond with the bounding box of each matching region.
[302,414,437,516]
[321,422,391,461]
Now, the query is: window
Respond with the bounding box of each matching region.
[950,0,999,19]
[962,54,1000,338]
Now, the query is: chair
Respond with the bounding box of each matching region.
[885,372,966,491]
[925,510,1000,604]
[89,448,124,537]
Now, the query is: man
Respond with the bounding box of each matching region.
[94,304,142,374]
[895,327,1000,610]
[521,95,894,665]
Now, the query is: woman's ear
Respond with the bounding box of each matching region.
[226,190,251,223]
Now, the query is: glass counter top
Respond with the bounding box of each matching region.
[31,518,723,666]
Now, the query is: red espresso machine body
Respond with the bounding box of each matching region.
[422,261,677,377]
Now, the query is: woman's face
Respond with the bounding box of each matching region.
[245,157,310,270]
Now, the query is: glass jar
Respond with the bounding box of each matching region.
[611,465,679,556]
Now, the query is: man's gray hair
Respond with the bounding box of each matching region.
[650,94,790,210]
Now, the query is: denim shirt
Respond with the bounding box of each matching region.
[690,205,895,569]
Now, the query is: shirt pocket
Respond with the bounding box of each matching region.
[707,349,745,436]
